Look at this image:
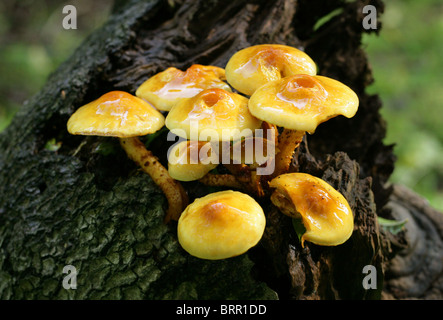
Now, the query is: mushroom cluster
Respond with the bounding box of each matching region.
[66,44,359,260]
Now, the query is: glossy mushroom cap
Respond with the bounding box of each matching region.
[177,190,266,260]
[135,64,231,111]
[248,74,359,134]
[269,173,354,246]
[225,44,317,96]
[165,88,262,141]
[67,91,165,137]
[168,140,219,181]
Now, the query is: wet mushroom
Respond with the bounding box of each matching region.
[248,74,359,178]
[225,44,317,96]
[67,90,188,223]
[269,172,354,247]
[167,140,219,182]
[177,190,266,260]
[136,64,231,112]
[165,87,262,141]
[165,88,262,190]
[167,140,243,188]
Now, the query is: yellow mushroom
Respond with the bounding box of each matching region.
[249,74,359,177]
[269,173,354,247]
[67,91,165,138]
[177,190,266,260]
[225,44,317,96]
[168,140,219,181]
[165,88,262,142]
[136,64,231,112]
[165,88,262,190]
[67,91,188,223]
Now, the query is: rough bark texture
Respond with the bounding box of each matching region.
[0,0,442,300]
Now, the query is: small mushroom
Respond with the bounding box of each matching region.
[67,90,165,137]
[269,173,354,247]
[165,87,262,190]
[165,88,262,142]
[168,140,219,181]
[135,64,231,112]
[225,44,317,96]
[177,190,266,260]
[67,91,188,223]
[249,74,359,177]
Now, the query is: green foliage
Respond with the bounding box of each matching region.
[93,141,118,156]
[377,217,408,235]
[44,138,62,152]
[0,0,112,131]
[292,217,306,244]
[363,0,443,211]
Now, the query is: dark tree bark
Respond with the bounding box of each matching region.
[0,0,442,300]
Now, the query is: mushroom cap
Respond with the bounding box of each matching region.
[168,140,219,181]
[269,173,354,246]
[67,91,165,138]
[248,74,359,133]
[165,88,262,141]
[225,44,317,96]
[177,190,266,260]
[135,64,231,111]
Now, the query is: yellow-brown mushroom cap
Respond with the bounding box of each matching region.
[165,88,262,141]
[248,74,359,134]
[135,64,231,112]
[168,140,219,181]
[269,173,354,246]
[177,190,266,260]
[225,44,317,96]
[67,91,165,137]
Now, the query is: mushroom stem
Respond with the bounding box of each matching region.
[199,173,244,189]
[220,164,266,196]
[261,121,278,150]
[273,129,305,178]
[119,136,189,223]
[250,171,266,197]
[223,163,256,191]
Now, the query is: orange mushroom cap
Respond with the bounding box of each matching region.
[269,173,354,247]
[168,140,219,181]
[225,44,317,96]
[177,190,266,260]
[165,88,262,141]
[67,91,165,137]
[248,74,359,134]
[135,64,231,111]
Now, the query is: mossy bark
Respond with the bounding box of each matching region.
[0,0,442,300]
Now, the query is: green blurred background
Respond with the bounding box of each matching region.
[1,0,442,211]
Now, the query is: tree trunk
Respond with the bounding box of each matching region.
[0,0,441,300]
